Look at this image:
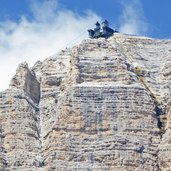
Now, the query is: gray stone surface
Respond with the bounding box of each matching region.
[0,33,171,170]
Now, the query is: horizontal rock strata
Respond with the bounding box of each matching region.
[0,33,171,170]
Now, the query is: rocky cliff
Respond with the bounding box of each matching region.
[0,33,171,171]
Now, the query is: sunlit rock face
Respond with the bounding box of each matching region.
[0,33,171,171]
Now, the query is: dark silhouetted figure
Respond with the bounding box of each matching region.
[88,20,116,39]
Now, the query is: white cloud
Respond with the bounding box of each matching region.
[0,0,100,91]
[119,0,149,35]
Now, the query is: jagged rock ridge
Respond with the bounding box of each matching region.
[0,33,171,171]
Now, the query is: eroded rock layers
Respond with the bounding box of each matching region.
[0,34,171,170]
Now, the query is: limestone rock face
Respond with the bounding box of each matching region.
[0,33,171,171]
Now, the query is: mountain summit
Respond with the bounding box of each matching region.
[0,33,171,170]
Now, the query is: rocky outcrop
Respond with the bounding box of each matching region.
[0,62,41,170]
[10,62,40,104]
[0,33,171,170]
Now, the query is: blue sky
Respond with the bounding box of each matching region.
[0,0,170,38]
[60,0,171,38]
[0,0,171,91]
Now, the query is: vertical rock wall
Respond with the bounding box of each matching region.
[0,34,171,170]
[0,63,41,170]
